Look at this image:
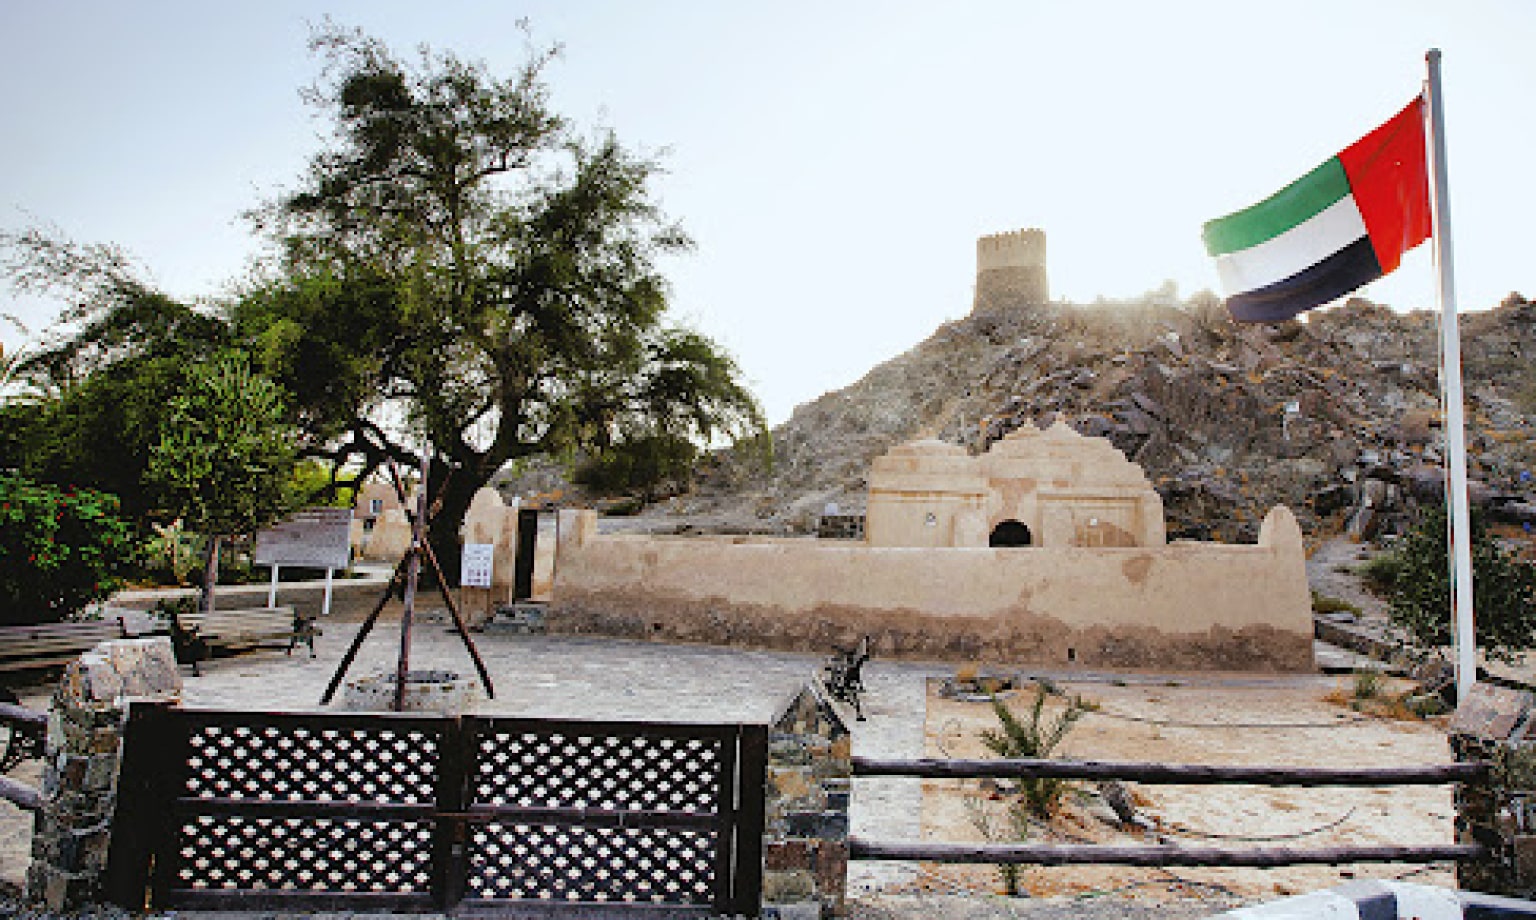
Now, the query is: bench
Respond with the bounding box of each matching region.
[167,605,319,675]
[0,696,46,774]
[0,617,128,676]
[823,635,872,721]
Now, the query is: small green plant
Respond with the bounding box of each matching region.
[1351,668,1385,701]
[963,794,1031,896]
[1312,591,1361,617]
[143,519,202,585]
[979,683,1091,818]
[1356,552,1404,595]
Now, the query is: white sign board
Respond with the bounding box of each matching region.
[461,542,495,588]
[254,508,353,569]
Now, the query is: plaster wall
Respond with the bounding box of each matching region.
[550,506,1314,671]
[866,424,1166,548]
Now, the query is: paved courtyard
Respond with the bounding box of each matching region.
[3,617,1401,918]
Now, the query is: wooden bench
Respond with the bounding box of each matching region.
[0,697,46,775]
[0,618,128,676]
[168,605,319,675]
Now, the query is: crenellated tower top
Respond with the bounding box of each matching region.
[973,228,1048,312]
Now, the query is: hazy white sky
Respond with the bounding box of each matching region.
[2,1,1531,424]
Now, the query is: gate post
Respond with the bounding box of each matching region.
[763,681,852,919]
[1451,681,1536,897]
[25,637,181,911]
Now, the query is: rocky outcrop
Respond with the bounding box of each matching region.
[676,290,1536,545]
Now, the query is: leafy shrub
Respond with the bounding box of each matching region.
[1388,505,1536,664]
[573,435,698,500]
[0,471,134,625]
[1356,552,1404,594]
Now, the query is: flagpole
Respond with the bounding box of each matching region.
[1425,48,1476,704]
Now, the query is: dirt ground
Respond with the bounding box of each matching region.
[915,673,1455,903]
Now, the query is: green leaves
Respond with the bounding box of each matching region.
[146,352,299,538]
[0,472,134,625]
[1387,505,1536,664]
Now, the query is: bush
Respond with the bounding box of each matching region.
[0,471,134,624]
[1356,552,1404,595]
[1389,505,1536,664]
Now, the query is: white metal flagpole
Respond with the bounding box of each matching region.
[1425,48,1477,704]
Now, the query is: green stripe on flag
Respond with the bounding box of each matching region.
[1202,158,1352,257]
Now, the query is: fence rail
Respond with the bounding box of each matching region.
[852,755,1490,787]
[850,840,1487,867]
[850,754,1484,870]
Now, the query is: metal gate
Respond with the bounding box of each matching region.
[105,703,767,916]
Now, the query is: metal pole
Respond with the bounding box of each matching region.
[1426,48,1477,704]
[268,564,279,609]
[322,567,334,617]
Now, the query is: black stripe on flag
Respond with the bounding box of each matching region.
[1226,236,1384,323]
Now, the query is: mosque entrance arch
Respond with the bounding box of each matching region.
[989,520,1033,547]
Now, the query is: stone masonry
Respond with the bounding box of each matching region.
[1449,680,1536,897]
[25,637,181,910]
[765,681,854,918]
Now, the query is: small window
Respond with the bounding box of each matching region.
[369,498,384,515]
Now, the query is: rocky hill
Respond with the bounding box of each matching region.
[671,288,1536,544]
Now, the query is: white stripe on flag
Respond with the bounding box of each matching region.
[1214,194,1369,296]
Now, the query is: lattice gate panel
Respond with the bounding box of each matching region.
[157,713,445,906]
[469,823,717,904]
[109,707,767,915]
[465,722,731,907]
[174,815,434,893]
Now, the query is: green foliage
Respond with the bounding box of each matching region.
[146,351,299,537]
[962,794,1030,895]
[1356,552,1404,595]
[289,460,358,508]
[0,472,134,625]
[573,434,697,499]
[1311,591,1361,616]
[1387,504,1536,664]
[142,519,202,585]
[234,24,764,575]
[0,231,232,523]
[979,684,1091,818]
[1351,668,1384,701]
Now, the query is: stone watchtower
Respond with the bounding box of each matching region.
[973,228,1048,313]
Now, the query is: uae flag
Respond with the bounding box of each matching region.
[1203,97,1432,323]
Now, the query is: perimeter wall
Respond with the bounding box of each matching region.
[548,505,1314,671]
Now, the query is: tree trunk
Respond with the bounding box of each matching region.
[428,469,484,591]
[199,534,222,614]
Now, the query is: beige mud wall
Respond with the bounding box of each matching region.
[550,506,1314,671]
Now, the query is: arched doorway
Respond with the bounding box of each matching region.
[989,520,1033,547]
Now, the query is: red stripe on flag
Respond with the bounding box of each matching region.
[1337,97,1431,275]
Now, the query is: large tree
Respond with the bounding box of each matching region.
[238,25,762,571]
[0,231,232,522]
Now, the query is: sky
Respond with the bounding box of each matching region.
[2,1,1532,425]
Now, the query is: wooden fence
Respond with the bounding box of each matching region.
[849,755,1487,869]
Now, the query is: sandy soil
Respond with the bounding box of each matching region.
[915,674,1456,903]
